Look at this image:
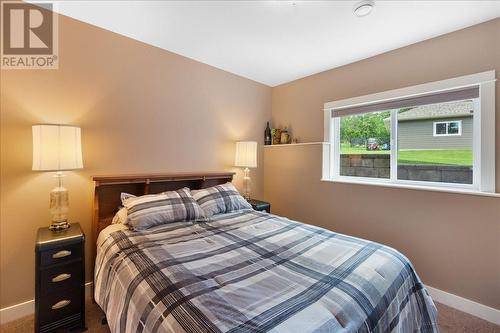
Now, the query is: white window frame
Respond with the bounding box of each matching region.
[433,120,462,136]
[322,71,496,193]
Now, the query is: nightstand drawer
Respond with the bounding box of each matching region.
[40,262,82,295]
[38,290,82,326]
[40,243,82,267]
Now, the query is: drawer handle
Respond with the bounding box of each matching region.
[52,273,71,283]
[52,250,71,259]
[51,300,71,310]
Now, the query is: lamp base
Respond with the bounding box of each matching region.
[243,167,251,201]
[49,172,70,232]
[49,221,71,231]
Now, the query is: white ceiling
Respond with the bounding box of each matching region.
[53,1,500,86]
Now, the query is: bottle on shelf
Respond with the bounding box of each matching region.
[264,122,272,145]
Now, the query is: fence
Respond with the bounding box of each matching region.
[340,154,472,184]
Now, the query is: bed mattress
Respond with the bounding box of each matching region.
[95,210,438,333]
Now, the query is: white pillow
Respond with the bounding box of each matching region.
[121,192,136,204]
[111,207,128,224]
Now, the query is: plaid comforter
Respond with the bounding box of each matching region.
[95,210,439,333]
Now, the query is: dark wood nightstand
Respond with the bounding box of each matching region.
[248,199,271,213]
[35,223,86,333]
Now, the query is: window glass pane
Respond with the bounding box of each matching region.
[339,111,391,179]
[435,123,447,135]
[448,122,459,134]
[397,100,473,184]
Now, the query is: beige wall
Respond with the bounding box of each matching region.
[267,19,500,309]
[0,14,271,308]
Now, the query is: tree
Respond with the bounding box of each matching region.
[340,111,391,148]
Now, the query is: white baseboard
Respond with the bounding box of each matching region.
[425,285,500,325]
[1,283,499,326]
[0,299,34,325]
[0,282,93,325]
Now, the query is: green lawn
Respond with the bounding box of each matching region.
[340,144,472,166]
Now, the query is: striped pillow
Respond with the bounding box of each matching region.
[122,188,205,230]
[191,182,252,218]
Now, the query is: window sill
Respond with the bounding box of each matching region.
[320,178,500,198]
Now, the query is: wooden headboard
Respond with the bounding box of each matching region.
[91,172,234,264]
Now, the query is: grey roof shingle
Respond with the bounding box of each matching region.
[396,100,474,121]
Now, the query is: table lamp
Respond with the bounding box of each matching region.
[32,124,83,231]
[234,141,257,201]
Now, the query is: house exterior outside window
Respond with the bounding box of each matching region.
[395,101,471,145]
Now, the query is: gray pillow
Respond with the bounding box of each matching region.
[122,188,205,230]
[191,183,252,218]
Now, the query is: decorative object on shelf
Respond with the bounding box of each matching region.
[32,124,83,231]
[234,141,257,200]
[292,138,299,144]
[264,122,272,145]
[271,128,281,145]
[280,127,291,144]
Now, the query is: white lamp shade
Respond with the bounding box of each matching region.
[234,141,257,168]
[32,125,83,171]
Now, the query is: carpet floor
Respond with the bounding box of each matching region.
[1,299,499,332]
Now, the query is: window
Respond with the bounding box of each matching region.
[433,121,462,136]
[339,110,391,179]
[323,71,496,193]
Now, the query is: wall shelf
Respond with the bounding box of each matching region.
[263,142,329,148]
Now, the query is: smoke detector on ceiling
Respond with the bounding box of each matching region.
[354,0,375,17]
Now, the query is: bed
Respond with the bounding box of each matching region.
[92,173,439,333]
